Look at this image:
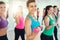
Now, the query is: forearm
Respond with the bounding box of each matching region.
[14,18,20,24]
[56,19,58,24]
[46,25,53,29]
[27,33,37,40]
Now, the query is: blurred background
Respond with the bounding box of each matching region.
[0,0,60,40]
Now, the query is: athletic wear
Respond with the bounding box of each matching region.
[41,33,53,40]
[0,16,8,28]
[27,14,40,32]
[43,15,56,36]
[41,15,56,40]
[15,17,25,40]
[54,13,58,40]
[0,35,8,40]
[14,28,25,40]
[16,17,24,29]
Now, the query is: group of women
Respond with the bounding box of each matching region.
[0,0,60,40]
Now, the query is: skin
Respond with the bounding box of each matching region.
[53,7,58,14]
[53,7,59,23]
[6,9,9,19]
[25,2,40,40]
[44,7,54,29]
[0,4,7,36]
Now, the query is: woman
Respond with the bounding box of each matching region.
[53,6,58,40]
[0,1,8,40]
[40,5,56,40]
[14,6,25,40]
[25,0,41,40]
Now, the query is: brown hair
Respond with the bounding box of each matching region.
[27,0,35,7]
[43,5,53,20]
[0,1,5,4]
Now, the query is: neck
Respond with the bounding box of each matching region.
[29,12,34,17]
[54,12,57,14]
[29,12,36,20]
[48,13,51,16]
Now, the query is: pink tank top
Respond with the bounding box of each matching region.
[16,17,24,29]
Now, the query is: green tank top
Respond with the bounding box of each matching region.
[43,15,56,36]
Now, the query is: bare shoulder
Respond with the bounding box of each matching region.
[44,16,49,21]
[25,17,31,23]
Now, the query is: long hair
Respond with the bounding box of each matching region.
[43,5,53,20]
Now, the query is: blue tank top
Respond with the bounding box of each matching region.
[27,14,40,31]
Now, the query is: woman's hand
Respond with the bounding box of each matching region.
[33,26,41,34]
[27,32,37,40]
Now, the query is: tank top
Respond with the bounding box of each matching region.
[43,15,56,36]
[54,13,58,20]
[27,14,40,32]
[16,17,24,29]
[0,16,8,28]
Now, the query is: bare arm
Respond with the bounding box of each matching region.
[44,16,53,29]
[25,17,37,40]
[14,14,20,24]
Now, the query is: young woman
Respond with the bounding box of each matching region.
[14,6,25,40]
[53,6,59,40]
[0,1,8,40]
[25,0,41,40]
[40,5,56,40]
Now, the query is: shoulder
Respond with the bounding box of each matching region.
[24,17,31,28]
[45,16,49,19]
[44,16,49,21]
[25,17,31,24]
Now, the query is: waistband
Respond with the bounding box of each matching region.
[0,34,7,38]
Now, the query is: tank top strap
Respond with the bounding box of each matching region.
[27,14,34,22]
[47,15,51,20]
